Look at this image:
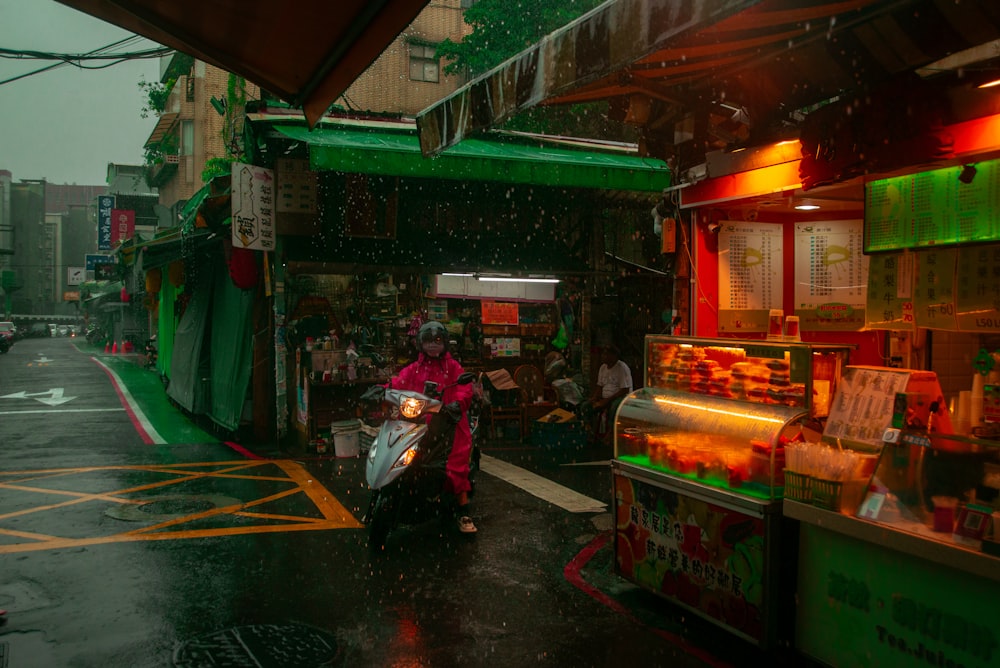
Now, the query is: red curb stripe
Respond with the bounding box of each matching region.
[93,358,154,445]
[564,531,733,668]
[224,441,265,460]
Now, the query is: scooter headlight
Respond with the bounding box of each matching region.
[399,397,426,419]
[393,447,418,469]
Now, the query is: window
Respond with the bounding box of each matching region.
[180,120,194,156]
[409,44,439,83]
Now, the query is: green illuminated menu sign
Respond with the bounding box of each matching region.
[865,159,1000,253]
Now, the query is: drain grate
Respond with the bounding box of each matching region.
[173,623,338,667]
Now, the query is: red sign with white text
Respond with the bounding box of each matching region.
[110,209,135,245]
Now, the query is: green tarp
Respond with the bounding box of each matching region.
[275,124,671,192]
[165,260,255,433]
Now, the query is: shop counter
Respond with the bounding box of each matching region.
[788,422,1000,668]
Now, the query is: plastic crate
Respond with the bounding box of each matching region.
[812,477,867,514]
[784,470,813,503]
[531,420,587,449]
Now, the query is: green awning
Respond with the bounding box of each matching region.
[275,125,670,192]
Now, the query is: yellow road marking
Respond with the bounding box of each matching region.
[0,460,362,554]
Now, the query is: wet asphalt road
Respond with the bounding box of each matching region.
[0,337,811,667]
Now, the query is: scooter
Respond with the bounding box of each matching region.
[361,372,479,548]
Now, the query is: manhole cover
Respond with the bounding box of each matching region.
[173,623,339,667]
[106,494,242,522]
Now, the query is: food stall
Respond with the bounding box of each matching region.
[611,335,853,647]
[785,364,1000,668]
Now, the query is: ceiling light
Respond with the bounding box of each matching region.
[477,275,560,284]
[795,204,821,211]
[979,79,1000,89]
[442,272,473,277]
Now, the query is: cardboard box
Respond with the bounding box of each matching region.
[536,408,576,424]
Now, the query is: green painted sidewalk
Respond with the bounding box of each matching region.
[79,342,218,445]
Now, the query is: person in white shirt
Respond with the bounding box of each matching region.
[589,344,633,441]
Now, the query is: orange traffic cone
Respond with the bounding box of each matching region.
[104,341,110,353]
[111,340,118,354]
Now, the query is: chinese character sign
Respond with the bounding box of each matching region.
[956,245,1000,332]
[718,221,783,332]
[913,248,959,330]
[97,195,114,250]
[110,209,135,245]
[232,162,275,251]
[865,253,913,330]
[793,220,869,331]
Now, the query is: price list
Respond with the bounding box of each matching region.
[865,157,1000,252]
[910,170,952,246]
[953,160,998,242]
[956,244,1000,332]
[865,252,913,330]
[865,179,907,252]
[718,222,783,332]
[793,220,868,331]
[912,248,958,330]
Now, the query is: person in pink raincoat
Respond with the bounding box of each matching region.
[391,320,477,534]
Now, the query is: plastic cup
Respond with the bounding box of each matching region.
[931,496,958,532]
[767,309,784,339]
[784,315,800,341]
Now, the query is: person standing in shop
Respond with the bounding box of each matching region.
[588,344,633,443]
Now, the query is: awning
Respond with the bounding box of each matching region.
[416,0,1000,157]
[275,124,671,192]
[56,0,431,128]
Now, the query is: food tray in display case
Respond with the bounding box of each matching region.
[615,388,808,501]
[643,336,852,418]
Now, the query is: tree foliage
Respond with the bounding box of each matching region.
[436,0,632,141]
[437,0,604,78]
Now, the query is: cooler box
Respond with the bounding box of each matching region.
[531,415,587,449]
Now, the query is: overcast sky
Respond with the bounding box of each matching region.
[0,0,163,186]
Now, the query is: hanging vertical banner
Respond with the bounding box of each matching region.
[232,162,275,251]
[97,195,114,250]
[110,209,135,245]
[956,244,1000,332]
[865,252,914,330]
[793,220,868,331]
[913,248,959,330]
[718,221,783,333]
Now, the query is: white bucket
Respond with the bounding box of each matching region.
[333,430,360,457]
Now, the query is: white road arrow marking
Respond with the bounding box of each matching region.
[34,355,53,364]
[0,388,76,406]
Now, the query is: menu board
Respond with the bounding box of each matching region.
[793,220,868,331]
[865,158,1000,252]
[912,247,959,330]
[718,221,783,333]
[823,366,912,448]
[865,253,914,330]
[956,244,1000,332]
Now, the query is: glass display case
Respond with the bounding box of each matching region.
[611,336,853,648]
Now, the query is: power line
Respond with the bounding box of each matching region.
[0,35,173,87]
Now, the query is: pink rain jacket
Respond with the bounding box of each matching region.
[392,351,473,495]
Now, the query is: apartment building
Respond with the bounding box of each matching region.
[337,0,473,115]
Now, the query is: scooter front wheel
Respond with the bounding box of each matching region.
[366,488,397,549]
